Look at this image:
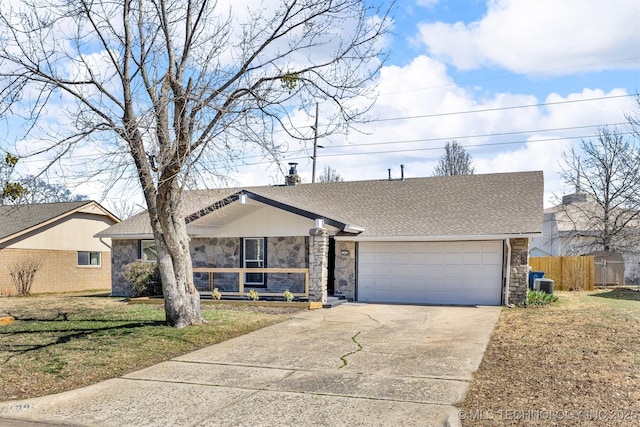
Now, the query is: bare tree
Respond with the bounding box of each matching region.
[433,141,475,176]
[0,1,392,327]
[558,127,640,256]
[317,166,344,183]
[16,176,87,204]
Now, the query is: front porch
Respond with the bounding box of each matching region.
[193,267,309,299]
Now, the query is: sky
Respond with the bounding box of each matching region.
[2,0,640,215]
[231,0,640,208]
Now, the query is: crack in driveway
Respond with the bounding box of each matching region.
[338,331,363,369]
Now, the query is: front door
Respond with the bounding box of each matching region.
[243,237,265,286]
[327,237,335,295]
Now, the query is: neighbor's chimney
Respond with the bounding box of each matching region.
[400,164,405,181]
[285,162,301,186]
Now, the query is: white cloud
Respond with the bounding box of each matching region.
[282,57,636,207]
[417,0,640,74]
[416,0,440,8]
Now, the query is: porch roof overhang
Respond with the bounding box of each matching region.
[186,190,365,236]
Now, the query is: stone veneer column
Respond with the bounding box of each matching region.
[509,238,530,305]
[308,227,329,303]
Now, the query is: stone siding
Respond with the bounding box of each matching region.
[509,238,530,305]
[266,236,308,293]
[111,236,312,297]
[191,237,240,292]
[111,239,139,296]
[308,228,328,303]
[0,248,111,296]
[334,241,356,300]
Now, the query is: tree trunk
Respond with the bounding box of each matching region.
[154,220,202,328]
[151,183,203,328]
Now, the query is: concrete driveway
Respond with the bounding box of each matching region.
[0,303,500,427]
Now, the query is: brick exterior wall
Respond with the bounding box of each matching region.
[509,238,530,305]
[0,248,111,296]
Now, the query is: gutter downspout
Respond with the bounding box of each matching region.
[504,238,511,306]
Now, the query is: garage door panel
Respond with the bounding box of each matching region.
[427,253,444,264]
[463,252,482,264]
[358,241,503,305]
[445,252,463,265]
[409,252,426,264]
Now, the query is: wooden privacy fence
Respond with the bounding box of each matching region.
[529,256,594,291]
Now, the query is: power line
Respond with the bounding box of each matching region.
[58,129,636,185]
[324,123,627,150]
[371,94,635,123]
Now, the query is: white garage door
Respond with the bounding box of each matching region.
[357,241,503,305]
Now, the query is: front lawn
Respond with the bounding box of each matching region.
[0,295,302,401]
[462,289,640,426]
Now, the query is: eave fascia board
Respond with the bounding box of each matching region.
[343,224,365,233]
[334,232,542,242]
[95,233,154,240]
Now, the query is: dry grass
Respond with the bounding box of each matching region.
[462,288,640,426]
[0,294,302,402]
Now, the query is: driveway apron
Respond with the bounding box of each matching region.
[0,303,500,427]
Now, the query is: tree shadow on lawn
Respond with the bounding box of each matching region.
[589,287,640,302]
[0,318,166,364]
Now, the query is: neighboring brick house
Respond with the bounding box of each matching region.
[98,168,543,306]
[0,201,119,295]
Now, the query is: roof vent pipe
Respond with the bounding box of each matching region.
[388,168,391,181]
[401,164,405,181]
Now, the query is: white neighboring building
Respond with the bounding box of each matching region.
[531,192,640,284]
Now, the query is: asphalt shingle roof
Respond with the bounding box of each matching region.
[0,201,93,241]
[100,171,543,239]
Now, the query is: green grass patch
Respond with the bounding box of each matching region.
[518,290,559,307]
[0,295,302,401]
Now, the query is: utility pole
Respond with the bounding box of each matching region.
[311,102,319,183]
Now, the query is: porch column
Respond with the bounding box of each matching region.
[309,227,329,303]
[508,238,530,305]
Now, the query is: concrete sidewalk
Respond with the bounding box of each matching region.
[0,303,500,427]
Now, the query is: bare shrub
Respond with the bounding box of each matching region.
[9,257,42,295]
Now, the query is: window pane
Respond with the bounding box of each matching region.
[246,272,264,284]
[141,240,157,261]
[78,251,89,265]
[89,252,101,266]
[244,239,258,260]
[244,238,265,285]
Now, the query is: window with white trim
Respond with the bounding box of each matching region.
[78,251,101,267]
[243,238,265,286]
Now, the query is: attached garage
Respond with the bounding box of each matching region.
[357,240,504,305]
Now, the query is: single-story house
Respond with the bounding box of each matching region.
[0,201,119,295]
[98,168,543,305]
